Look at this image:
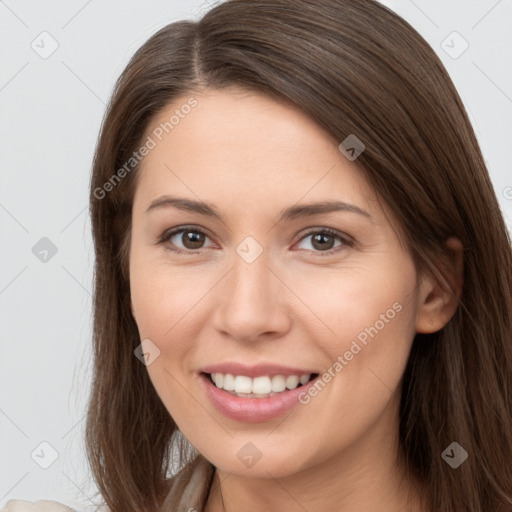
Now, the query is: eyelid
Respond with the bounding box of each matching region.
[158,224,354,255]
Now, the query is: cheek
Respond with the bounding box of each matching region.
[323,266,417,400]
[291,259,419,430]
[286,259,417,357]
[287,266,418,463]
[130,246,205,337]
[129,253,219,383]
[130,260,208,426]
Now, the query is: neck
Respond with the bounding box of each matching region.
[204,399,428,512]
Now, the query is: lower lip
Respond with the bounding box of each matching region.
[200,373,319,423]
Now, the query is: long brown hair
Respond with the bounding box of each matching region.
[86,1,512,510]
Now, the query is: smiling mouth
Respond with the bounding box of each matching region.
[202,371,319,398]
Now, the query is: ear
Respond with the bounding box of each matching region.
[416,237,464,333]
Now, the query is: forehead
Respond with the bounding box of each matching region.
[133,87,379,219]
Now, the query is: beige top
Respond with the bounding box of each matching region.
[0,501,76,511]
[0,455,215,512]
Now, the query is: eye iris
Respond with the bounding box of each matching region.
[183,231,205,249]
[311,233,334,251]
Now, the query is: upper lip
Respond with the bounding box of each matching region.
[200,362,318,378]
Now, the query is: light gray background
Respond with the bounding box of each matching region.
[1,0,511,510]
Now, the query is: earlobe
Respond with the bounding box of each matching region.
[415,237,464,333]
[131,299,136,321]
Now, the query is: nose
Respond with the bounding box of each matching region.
[212,246,291,344]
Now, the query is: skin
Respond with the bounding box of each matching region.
[129,87,463,512]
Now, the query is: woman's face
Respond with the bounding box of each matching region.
[129,87,428,478]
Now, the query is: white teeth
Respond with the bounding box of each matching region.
[213,373,224,388]
[285,375,299,389]
[299,374,310,385]
[209,372,313,396]
[234,375,253,394]
[223,373,235,391]
[252,376,272,394]
[271,375,286,392]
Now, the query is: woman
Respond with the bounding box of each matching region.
[4,0,511,511]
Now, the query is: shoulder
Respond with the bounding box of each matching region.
[0,500,78,512]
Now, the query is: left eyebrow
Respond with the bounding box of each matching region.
[145,194,372,222]
[279,200,372,221]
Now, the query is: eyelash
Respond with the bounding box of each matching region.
[157,225,354,257]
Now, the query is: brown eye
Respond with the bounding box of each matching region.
[159,226,214,253]
[181,230,206,249]
[295,228,353,255]
[310,233,336,251]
